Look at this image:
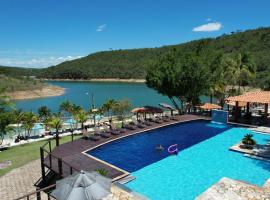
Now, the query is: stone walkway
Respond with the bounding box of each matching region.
[197,177,270,200]
[0,159,43,200]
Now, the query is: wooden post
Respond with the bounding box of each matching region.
[56,132,59,146]
[246,102,250,114]
[235,101,239,122]
[36,188,41,200]
[40,148,46,184]
[265,103,268,125]
[49,140,51,153]
[58,158,62,176]
[70,166,73,175]
[71,131,74,141]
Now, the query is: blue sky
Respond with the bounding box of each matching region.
[0,0,270,68]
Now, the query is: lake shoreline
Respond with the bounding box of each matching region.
[6,85,65,100]
[41,78,146,83]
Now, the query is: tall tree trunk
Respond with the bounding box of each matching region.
[169,97,180,115]
[210,95,213,104]
[56,130,59,146]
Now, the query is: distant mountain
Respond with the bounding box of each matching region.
[1,27,270,87]
[0,65,40,77]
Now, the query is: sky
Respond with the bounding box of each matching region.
[0,0,270,68]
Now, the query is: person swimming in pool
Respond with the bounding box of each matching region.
[156,144,164,151]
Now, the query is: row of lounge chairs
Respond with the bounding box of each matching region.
[83,115,179,141]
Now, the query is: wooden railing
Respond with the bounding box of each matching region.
[14,184,56,200]
[40,139,80,184]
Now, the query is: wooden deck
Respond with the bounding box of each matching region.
[43,114,209,181]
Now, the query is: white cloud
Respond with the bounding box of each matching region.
[96,24,107,32]
[0,55,83,68]
[206,18,212,22]
[192,22,222,32]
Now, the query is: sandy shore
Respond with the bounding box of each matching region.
[6,85,65,100]
[42,78,146,83]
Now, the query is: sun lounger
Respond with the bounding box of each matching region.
[170,116,178,121]
[139,119,152,126]
[161,115,170,122]
[131,120,146,128]
[110,129,120,135]
[88,133,100,141]
[148,118,162,124]
[99,131,110,138]
[123,124,137,130]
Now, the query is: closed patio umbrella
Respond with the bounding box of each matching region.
[158,103,175,116]
[51,171,112,200]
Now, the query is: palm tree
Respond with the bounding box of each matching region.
[38,106,51,122]
[47,116,63,146]
[21,111,38,138]
[229,53,256,94]
[12,109,25,136]
[75,110,88,130]
[101,99,117,120]
[59,100,73,116]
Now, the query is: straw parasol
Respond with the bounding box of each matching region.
[159,103,174,116]
[51,170,112,200]
[199,103,222,110]
[131,106,163,120]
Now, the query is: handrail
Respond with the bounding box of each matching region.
[14,184,56,200]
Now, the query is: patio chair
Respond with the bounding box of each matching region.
[123,123,137,130]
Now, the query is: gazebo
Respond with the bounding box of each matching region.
[226,91,270,124]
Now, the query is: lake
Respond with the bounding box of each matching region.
[15,81,210,112]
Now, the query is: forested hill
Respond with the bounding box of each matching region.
[0,66,40,77]
[1,27,270,86]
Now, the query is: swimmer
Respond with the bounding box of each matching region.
[155,144,164,151]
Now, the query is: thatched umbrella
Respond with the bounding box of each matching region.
[51,171,111,200]
[159,103,174,116]
[199,103,222,110]
[131,106,163,120]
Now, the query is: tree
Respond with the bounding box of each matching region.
[0,88,14,113]
[47,116,63,146]
[0,112,14,144]
[21,111,38,138]
[59,100,73,116]
[227,53,256,93]
[112,100,132,126]
[38,106,51,122]
[146,50,211,113]
[74,110,88,129]
[11,109,25,136]
[101,99,117,119]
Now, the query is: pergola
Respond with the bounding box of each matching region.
[226,91,270,124]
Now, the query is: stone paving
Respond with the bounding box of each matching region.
[197,177,270,200]
[0,159,44,200]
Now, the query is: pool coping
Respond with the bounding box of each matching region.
[82,117,210,181]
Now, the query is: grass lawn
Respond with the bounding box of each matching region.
[0,135,81,177]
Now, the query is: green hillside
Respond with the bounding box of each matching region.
[0,66,40,77]
[1,27,270,87]
[0,75,45,92]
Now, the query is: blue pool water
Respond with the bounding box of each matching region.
[87,120,270,200]
[88,121,230,172]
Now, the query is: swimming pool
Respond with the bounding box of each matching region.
[87,120,270,200]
